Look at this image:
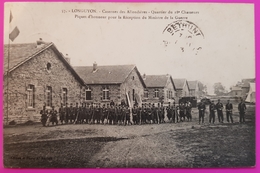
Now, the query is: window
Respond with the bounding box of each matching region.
[47,63,51,71]
[46,86,52,107]
[86,88,92,100]
[132,76,135,80]
[132,89,135,101]
[144,90,148,98]
[155,89,159,98]
[27,85,35,108]
[102,86,109,100]
[62,88,68,105]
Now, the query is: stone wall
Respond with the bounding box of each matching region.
[85,67,144,106]
[120,67,144,107]
[4,47,83,124]
[84,84,121,105]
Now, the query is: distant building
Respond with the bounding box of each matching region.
[232,78,255,99]
[188,80,206,98]
[74,63,146,106]
[3,40,85,124]
[172,78,190,99]
[142,74,176,104]
[229,86,243,97]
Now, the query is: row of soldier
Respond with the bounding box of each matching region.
[197,99,247,124]
[40,101,194,126]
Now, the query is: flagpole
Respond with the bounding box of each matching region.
[6,11,12,125]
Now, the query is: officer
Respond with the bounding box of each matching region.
[89,103,95,124]
[85,103,90,124]
[40,105,48,126]
[179,102,185,122]
[172,102,176,123]
[166,102,172,122]
[216,99,224,123]
[115,104,121,125]
[186,101,192,121]
[140,104,146,124]
[69,103,74,123]
[209,100,216,124]
[159,103,165,123]
[82,103,87,124]
[49,106,58,126]
[198,101,206,124]
[109,104,115,125]
[238,99,247,123]
[132,105,138,125]
[147,103,153,124]
[64,103,69,124]
[125,105,131,125]
[110,100,115,106]
[225,99,233,123]
[95,104,101,124]
[74,103,79,124]
[59,103,65,124]
[100,104,106,124]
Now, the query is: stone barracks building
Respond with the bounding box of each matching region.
[142,74,176,105]
[74,63,146,106]
[3,40,85,124]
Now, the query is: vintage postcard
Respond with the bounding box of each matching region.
[3,2,255,168]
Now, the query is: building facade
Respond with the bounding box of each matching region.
[188,80,205,98]
[142,74,176,104]
[4,41,85,124]
[173,78,190,99]
[74,64,146,106]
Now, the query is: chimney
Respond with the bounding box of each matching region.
[36,38,46,48]
[93,62,97,72]
[143,73,146,80]
[64,54,70,64]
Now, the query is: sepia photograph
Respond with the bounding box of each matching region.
[3,2,256,168]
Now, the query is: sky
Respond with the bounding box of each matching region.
[4,3,255,94]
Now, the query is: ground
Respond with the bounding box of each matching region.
[3,105,255,168]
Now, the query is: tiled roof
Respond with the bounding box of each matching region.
[144,75,171,88]
[74,65,145,87]
[173,78,187,90]
[3,42,85,85]
[4,43,52,74]
[187,81,198,90]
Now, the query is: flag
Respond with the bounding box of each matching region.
[9,26,20,42]
[9,11,13,23]
[9,11,20,42]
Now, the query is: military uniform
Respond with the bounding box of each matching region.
[65,103,69,124]
[40,106,48,126]
[59,104,65,124]
[198,102,206,124]
[132,106,138,125]
[49,107,58,125]
[186,101,192,121]
[74,103,79,124]
[209,101,216,124]
[238,101,246,123]
[166,103,172,122]
[216,100,224,123]
[179,102,185,122]
[68,104,74,123]
[225,101,233,123]
[141,105,146,124]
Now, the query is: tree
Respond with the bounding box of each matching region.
[213,82,226,96]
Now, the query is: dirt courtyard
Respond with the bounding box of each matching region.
[3,106,255,168]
